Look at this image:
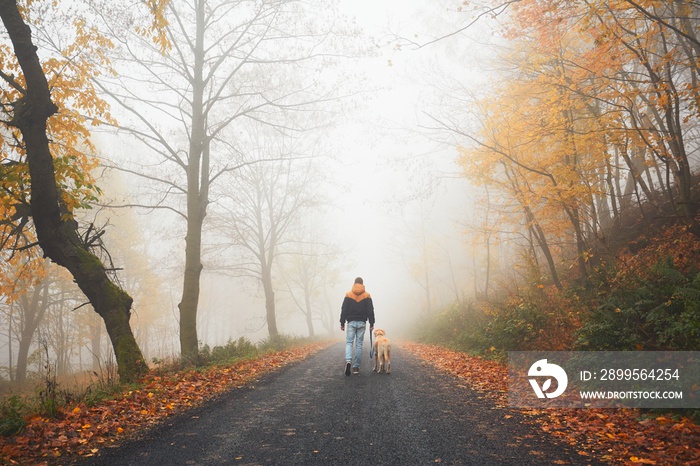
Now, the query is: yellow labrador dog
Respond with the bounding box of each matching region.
[372,328,391,374]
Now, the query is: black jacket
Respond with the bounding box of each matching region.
[340,283,375,325]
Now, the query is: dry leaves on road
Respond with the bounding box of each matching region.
[0,341,332,466]
[402,342,700,466]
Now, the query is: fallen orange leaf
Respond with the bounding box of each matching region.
[629,456,656,464]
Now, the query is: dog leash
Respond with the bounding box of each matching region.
[369,328,374,359]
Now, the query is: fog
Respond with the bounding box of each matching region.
[103,0,496,351]
[1,0,502,370]
[3,7,699,464]
[300,1,493,337]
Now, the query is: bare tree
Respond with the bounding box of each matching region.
[279,225,342,337]
[13,275,49,385]
[96,0,353,361]
[213,128,320,337]
[39,279,88,376]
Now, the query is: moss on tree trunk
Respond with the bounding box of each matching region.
[0,0,147,383]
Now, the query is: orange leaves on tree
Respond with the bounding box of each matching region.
[0,0,172,306]
[0,3,110,283]
[0,253,47,303]
[0,0,171,263]
[140,0,170,54]
[459,0,700,287]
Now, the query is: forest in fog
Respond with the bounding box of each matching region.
[1,0,698,387]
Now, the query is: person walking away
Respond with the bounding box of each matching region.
[340,277,375,375]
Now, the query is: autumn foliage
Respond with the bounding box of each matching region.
[0,4,108,296]
[574,224,700,351]
[442,0,700,358]
[0,0,178,383]
[0,341,331,465]
[403,342,700,465]
[461,0,700,289]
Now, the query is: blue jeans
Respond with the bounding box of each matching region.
[345,321,366,368]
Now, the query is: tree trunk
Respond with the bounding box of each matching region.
[658,36,699,230]
[605,152,621,230]
[262,267,278,337]
[0,1,146,383]
[91,313,102,373]
[7,303,14,383]
[15,281,48,386]
[177,0,208,364]
[15,331,32,387]
[525,207,563,290]
[323,289,334,336]
[505,167,563,290]
[178,213,204,363]
[484,232,491,299]
[421,222,432,313]
[304,290,315,338]
[563,204,589,282]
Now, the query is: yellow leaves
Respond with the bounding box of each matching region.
[0,0,169,269]
[655,93,669,108]
[0,4,111,268]
[458,0,700,281]
[0,253,48,303]
[138,0,171,54]
[629,457,656,464]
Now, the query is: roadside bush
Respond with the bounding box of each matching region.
[417,286,579,356]
[257,334,307,353]
[576,259,700,351]
[0,395,27,436]
[200,337,259,365]
[415,301,490,354]
[212,337,258,362]
[484,300,550,351]
[482,288,578,352]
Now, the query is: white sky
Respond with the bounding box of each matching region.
[0,0,503,368]
[99,0,499,347]
[318,0,493,335]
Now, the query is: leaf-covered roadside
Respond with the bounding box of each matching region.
[0,341,332,466]
[402,342,700,465]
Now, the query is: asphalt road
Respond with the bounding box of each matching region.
[78,342,600,466]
